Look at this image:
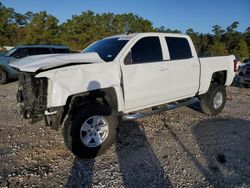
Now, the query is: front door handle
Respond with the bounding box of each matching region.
[160,67,168,71]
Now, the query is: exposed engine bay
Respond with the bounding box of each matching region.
[17,72,64,130]
[17,72,48,120]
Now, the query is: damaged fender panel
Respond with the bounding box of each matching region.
[35,62,124,111]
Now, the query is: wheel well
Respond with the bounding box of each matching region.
[62,88,118,121]
[211,71,227,85]
[0,68,8,78]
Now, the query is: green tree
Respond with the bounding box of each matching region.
[243,27,250,57]
[60,11,154,50]
[24,11,59,44]
[185,29,209,56]
[232,39,248,60]
[212,24,225,45]
[1,1,250,58]
[212,25,225,36]
[223,21,241,53]
[60,11,98,50]
[155,26,181,33]
[208,41,228,56]
[226,21,239,33]
[0,2,16,45]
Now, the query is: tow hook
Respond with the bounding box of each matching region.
[45,110,58,115]
[23,110,31,119]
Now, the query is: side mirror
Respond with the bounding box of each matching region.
[124,51,132,65]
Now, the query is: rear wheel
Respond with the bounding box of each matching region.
[63,102,117,159]
[0,69,7,85]
[200,84,226,116]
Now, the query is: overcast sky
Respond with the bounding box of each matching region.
[2,0,249,33]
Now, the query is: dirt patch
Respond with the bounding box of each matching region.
[0,82,250,187]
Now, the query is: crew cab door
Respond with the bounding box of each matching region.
[121,36,169,112]
[163,36,200,100]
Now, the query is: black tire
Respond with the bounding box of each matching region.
[63,102,117,159]
[0,69,7,85]
[200,84,226,116]
[239,83,248,88]
[243,84,248,88]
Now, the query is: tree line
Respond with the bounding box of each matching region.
[0,2,249,60]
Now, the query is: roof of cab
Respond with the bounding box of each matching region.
[15,44,69,49]
[104,32,187,40]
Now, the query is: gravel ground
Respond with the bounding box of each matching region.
[0,81,250,188]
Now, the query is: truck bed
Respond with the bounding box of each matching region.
[198,55,235,94]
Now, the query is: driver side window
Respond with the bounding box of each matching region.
[13,48,29,59]
[130,37,163,64]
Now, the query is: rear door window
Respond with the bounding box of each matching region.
[131,37,163,63]
[28,48,38,56]
[28,48,52,56]
[165,37,192,60]
[37,48,51,55]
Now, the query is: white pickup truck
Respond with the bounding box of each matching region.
[10,33,236,158]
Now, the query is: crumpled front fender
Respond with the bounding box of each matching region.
[35,63,124,111]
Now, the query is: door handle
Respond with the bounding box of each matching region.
[160,67,168,71]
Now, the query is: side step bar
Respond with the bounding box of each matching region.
[122,97,199,121]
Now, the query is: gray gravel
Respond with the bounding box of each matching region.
[0,81,250,188]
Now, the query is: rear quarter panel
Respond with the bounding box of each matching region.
[199,55,235,94]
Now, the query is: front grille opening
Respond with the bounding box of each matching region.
[18,72,48,116]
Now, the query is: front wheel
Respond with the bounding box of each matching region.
[200,84,226,116]
[63,102,118,159]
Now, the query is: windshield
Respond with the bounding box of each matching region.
[82,37,129,62]
[5,47,17,57]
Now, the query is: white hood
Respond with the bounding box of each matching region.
[9,52,105,72]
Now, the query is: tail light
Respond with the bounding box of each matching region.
[233,59,238,72]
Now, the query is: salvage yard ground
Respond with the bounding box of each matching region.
[0,82,250,187]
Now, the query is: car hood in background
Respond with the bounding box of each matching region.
[0,56,16,64]
[9,52,105,72]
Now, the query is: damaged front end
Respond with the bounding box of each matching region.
[17,72,64,130]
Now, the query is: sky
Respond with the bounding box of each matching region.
[1,0,250,33]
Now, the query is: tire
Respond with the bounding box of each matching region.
[0,69,7,85]
[240,84,248,88]
[200,84,226,116]
[63,102,118,159]
[243,84,248,88]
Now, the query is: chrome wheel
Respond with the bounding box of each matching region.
[213,91,223,110]
[80,115,109,148]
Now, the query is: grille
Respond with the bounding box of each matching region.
[18,72,47,116]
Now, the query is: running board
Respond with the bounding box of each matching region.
[122,97,199,121]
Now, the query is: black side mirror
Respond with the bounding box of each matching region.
[124,51,132,65]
